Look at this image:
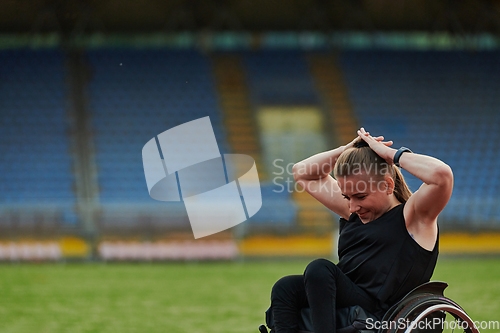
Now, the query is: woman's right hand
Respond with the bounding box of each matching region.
[342,131,392,153]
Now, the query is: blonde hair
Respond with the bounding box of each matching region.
[333,139,412,203]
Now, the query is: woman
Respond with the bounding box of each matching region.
[269,128,453,333]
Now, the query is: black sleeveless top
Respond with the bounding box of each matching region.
[337,203,438,312]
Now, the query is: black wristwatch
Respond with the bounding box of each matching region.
[393,147,412,167]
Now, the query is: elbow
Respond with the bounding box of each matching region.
[434,164,454,187]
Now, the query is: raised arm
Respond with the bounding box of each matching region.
[293,134,392,220]
[357,128,453,250]
[293,145,349,219]
[396,151,453,221]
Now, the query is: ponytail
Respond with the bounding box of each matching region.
[391,165,412,203]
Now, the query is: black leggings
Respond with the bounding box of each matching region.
[270,258,378,333]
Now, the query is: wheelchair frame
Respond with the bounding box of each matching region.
[379,281,479,333]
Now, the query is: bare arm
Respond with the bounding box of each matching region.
[292,146,350,219]
[397,152,453,223]
[397,152,453,251]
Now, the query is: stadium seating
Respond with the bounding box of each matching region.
[2,47,499,237]
[248,184,298,227]
[86,49,227,206]
[0,49,75,221]
[242,50,319,106]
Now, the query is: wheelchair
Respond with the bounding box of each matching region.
[259,281,480,333]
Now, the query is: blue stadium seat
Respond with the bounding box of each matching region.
[242,50,319,106]
[87,48,228,206]
[0,49,75,209]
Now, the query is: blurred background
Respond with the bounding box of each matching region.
[2,1,500,332]
[1,0,500,261]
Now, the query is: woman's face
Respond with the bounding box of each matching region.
[337,172,393,223]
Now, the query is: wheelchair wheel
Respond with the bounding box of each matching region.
[384,295,480,333]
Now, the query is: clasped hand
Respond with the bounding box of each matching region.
[343,127,396,165]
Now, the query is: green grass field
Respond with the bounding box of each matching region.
[0,257,498,333]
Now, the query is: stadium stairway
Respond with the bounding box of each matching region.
[233,50,335,257]
[278,52,362,231]
[307,53,359,145]
[211,54,267,181]
[292,190,334,231]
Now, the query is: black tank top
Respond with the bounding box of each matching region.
[337,203,438,312]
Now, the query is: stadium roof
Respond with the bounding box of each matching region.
[1,0,500,34]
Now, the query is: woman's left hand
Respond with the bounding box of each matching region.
[357,127,396,164]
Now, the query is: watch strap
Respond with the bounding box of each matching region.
[393,147,413,167]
